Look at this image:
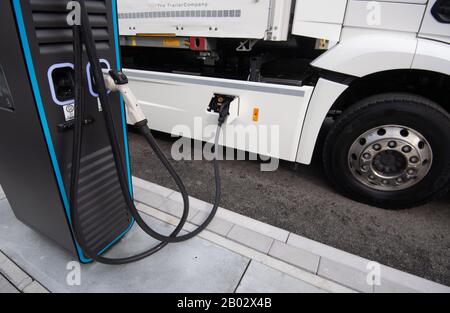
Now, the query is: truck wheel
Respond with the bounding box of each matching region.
[323,93,450,209]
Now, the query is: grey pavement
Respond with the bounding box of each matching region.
[236,261,326,293]
[0,274,19,293]
[1,177,448,293]
[128,131,450,286]
[0,199,247,293]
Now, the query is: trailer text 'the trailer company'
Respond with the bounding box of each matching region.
[117,0,450,208]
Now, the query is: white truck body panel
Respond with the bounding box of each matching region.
[311,28,418,77]
[291,0,348,42]
[117,0,292,41]
[296,79,348,165]
[123,69,314,161]
[419,0,450,43]
[312,0,449,78]
[268,0,293,41]
[413,38,450,76]
[344,0,426,33]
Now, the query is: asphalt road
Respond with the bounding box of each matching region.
[128,130,450,286]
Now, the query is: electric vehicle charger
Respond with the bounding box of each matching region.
[68,0,229,264]
[0,0,228,265]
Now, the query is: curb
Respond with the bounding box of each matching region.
[0,251,49,293]
[132,176,450,293]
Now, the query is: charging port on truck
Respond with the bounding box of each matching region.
[208,94,236,114]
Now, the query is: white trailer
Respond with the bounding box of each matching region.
[118,0,292,41]
[117,0,450,209]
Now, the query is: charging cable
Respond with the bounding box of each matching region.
[69,1,230,264]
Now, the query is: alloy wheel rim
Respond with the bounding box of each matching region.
[348,125,433,191]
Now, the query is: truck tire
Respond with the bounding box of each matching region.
[323,93,450,209]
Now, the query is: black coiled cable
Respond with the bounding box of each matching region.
[69,1,224,264]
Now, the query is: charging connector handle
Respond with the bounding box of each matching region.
[104,71,146,125]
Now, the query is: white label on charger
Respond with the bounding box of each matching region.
[63,104,75,121]
[97,98,102,112]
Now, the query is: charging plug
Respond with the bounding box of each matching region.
[218,101,232,127]
[208,94,235,127]
[104,71,147,125]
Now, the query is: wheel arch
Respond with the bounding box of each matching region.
[330,69,450,114]
[297,69,450,165]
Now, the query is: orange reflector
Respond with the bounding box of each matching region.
[252,107,260,122]
[163,39,181,47]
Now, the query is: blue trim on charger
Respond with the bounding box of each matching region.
[111,0,136,247]
[12,0,134,263]
[112,0,134,196]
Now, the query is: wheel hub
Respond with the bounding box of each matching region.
[372,150,407,176]
[348,125,433,191]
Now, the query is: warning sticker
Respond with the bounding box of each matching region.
[62,99,103,121]
[63,104,75,121]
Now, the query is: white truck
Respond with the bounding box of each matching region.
[117,0,450,209]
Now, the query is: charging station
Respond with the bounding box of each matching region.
[0,0,226,266]
[0,0,133,263]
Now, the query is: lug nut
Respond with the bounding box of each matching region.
[388,141,397,148]
[407,169,415,175]
[402,146,412,153]
[373,144,381,151]
[382,180,389,185]
[369,175,376,180]
[363,153,371,160]
[410,156,419,164]
[362,165,369,171]
[396,177,404,183]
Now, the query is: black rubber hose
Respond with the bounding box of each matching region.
[69,1,223,264]
[78,0,222,244]
[77,1,189,245]
[69,24,179,265]
[138,123,222,242]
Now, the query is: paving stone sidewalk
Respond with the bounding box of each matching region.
[0,181,448,293]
